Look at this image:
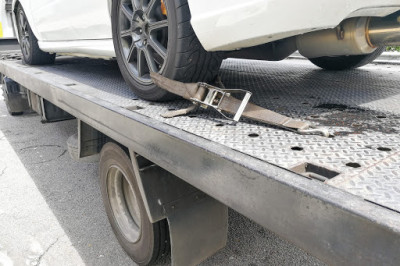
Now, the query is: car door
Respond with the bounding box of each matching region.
[26,0,111,41]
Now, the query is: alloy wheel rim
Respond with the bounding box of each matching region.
[18,10,31,59]
[118,0,168,85]
[107,165,142,243]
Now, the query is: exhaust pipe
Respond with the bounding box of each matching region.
[368,14,400,47]
[297,12,400,58]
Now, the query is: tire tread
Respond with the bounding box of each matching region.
[172,0,222,85]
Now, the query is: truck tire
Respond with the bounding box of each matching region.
[2,77,29,115]
[5,103,23,116]
[99,143,169,265]
[112,0,222,101]
[308,47,385,70]
[15,5,55,65]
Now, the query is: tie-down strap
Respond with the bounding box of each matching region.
[151,73,329,137]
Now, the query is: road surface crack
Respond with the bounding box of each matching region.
[36,236,61,266]
[0,167,6,177]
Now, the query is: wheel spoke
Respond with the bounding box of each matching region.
[148,38,166,60]
[23,40,29,55]
[145,0,156,15]
[121,3,133,21]
[19,14,25,31]
[137,49,145,76]
[119,0,168,82]
[148,20,168,33]
[127,44,136,63]
[25,45,30,55]
[120,29,132,38]
[132,0,142,10]
[143,48,157,72]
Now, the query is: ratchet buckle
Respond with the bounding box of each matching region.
[191,83,252,124]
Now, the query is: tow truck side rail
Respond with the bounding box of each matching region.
[1,59,400,265]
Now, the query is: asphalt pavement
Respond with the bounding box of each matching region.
[0,91,324,265]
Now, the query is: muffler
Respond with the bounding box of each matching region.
[297,11,400,58]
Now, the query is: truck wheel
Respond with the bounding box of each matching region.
[308,47,385,70]
[15,5,55,65]
[5,104,23,116]
[4,97,23,116]
[112,0,222,101]
[99,143,169,265]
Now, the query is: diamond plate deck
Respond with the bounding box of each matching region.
[17,57,400,213]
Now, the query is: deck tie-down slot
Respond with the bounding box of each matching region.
[291,163,340,182]
[125,105,144,111]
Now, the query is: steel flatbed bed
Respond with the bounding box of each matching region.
[1,56,400,265]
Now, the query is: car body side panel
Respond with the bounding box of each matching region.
[14,0,111,41]
[187,0,400,51]
[38,39,116,58]
[11,0,400,57]
[12,0,113,58]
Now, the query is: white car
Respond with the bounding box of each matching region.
[8,1,400,265]
[11,0,400,102]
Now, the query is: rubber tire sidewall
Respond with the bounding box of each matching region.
[112,0,179,101]
[99,143,158,265]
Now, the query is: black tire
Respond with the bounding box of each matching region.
[112,0,222,101]
[308,47,385,70]
[16,5,55,65]
[7,109,23,116]
[4,99,24,115]
[99,143,169,265]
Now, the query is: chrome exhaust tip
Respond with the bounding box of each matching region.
[297,11,400,58]
[368,12,400,47]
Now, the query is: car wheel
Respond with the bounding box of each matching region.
[112,0,222,101]
[15,5,55,65]
[308,47,385,70]
[99,143,169,265]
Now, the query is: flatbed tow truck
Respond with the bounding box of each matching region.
[1,50,400,265]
